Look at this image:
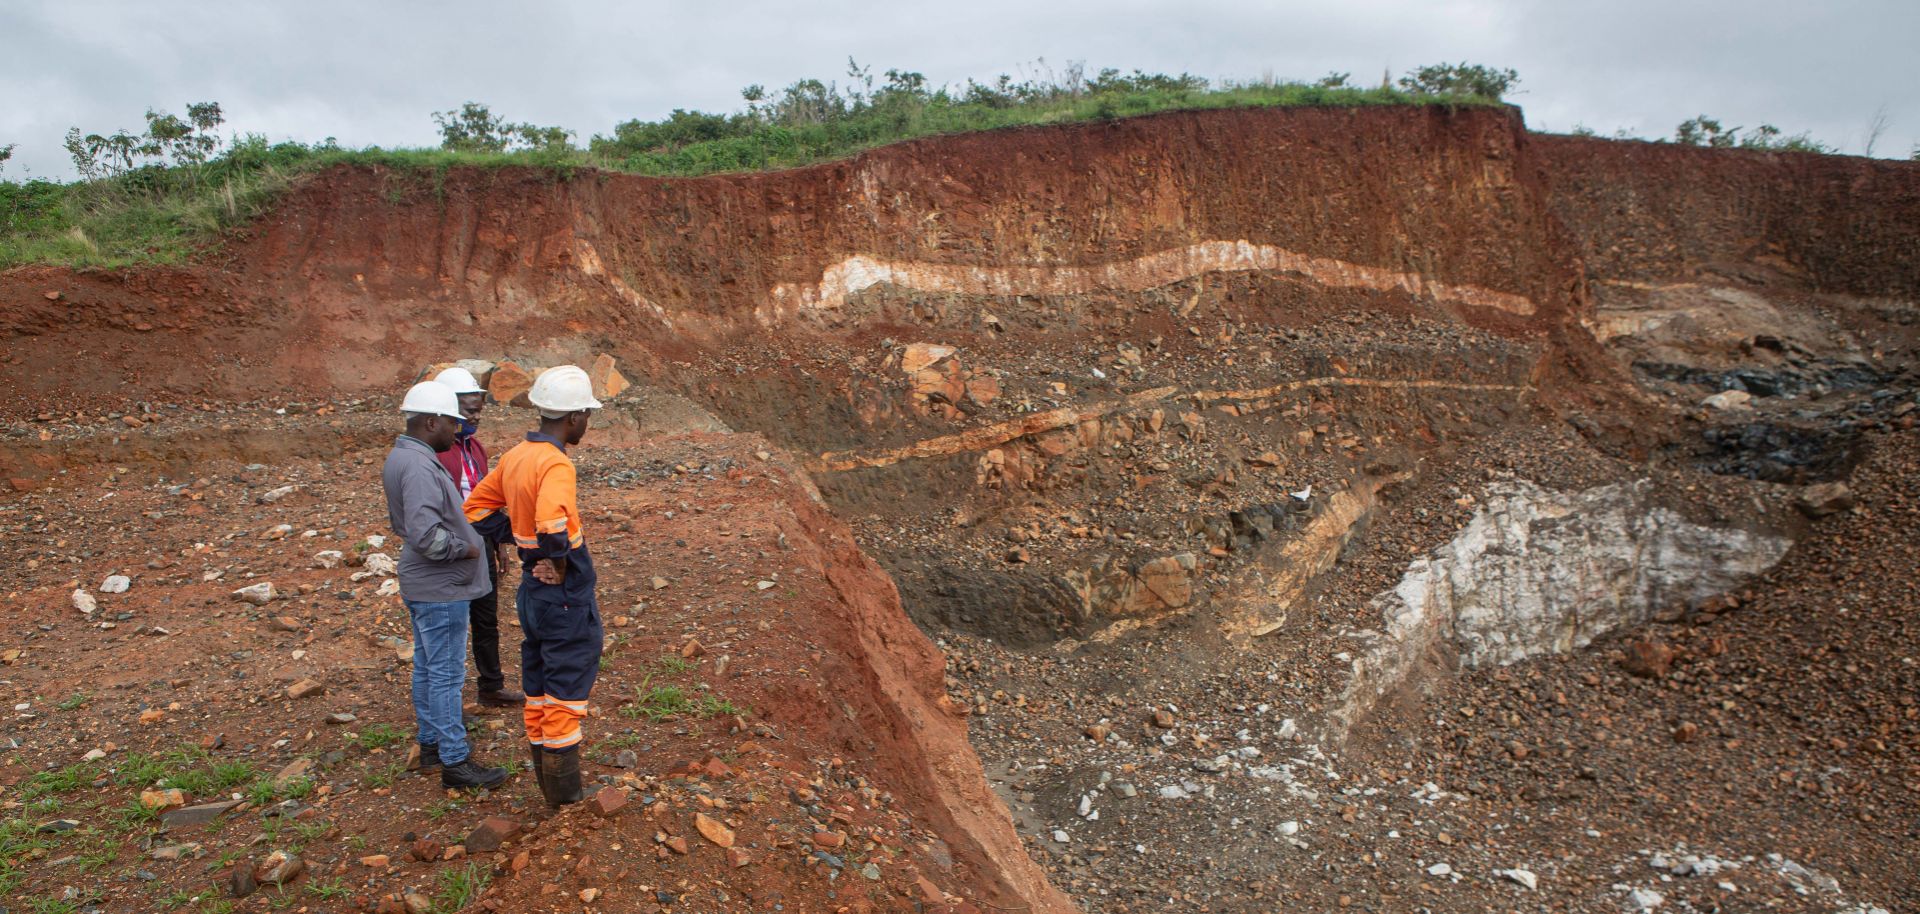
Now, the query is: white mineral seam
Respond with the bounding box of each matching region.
[770,242,1538,317]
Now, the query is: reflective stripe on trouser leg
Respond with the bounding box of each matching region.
[523,695,552,747]
[542,698,589,749]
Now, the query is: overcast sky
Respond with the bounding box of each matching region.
[3,0,1916,179]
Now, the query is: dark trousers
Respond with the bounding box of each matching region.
[469,553,504,692]
[517,576,603,751]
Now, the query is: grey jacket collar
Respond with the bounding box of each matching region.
[394,434,438,455]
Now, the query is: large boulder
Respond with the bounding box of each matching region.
[1795,481,1855,518]
[588,354,629,400]
[488,361,534,407]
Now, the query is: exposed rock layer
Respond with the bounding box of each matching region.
[1336,479,1793,734]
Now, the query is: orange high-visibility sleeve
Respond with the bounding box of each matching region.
[533,458,582,550]
[464,464,507,523]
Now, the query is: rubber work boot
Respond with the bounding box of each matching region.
[527,743,545,790]
[542,747,583,807]
[441,758,510,791]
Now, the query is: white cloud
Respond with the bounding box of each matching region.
[2,0,1916,179]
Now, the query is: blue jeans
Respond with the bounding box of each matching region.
[406,599,471,766]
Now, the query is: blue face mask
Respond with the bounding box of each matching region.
[459,418,479,438]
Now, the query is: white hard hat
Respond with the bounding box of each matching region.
[434,366,485,395]
[400,381,465,419]
[528,365,602,413]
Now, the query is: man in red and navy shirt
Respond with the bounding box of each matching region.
[433,366,523,707]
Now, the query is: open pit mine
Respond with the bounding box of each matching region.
[3,105,1917,913]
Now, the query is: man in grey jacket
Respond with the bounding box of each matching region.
[382,381,510,790]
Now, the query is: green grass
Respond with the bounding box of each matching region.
[363,761,405,789]
[159,889,198,909]
[111,798,160,832]
[351,722,407,751]
[622,679,694,721]
[700,695,746,718]
[27,898,79,914]
[651,655,694,675]
[206,849,243,872]
[209,760,261,791]
[599,82,1459,178]
[0,816,55,895]
[111,745,216,792]
[73,846,116,873]
[243,768,313,806]
[0,65,1505,270]
[432,862,491,913]
[305,878,352,901]
[21,762,99,800]
[55,692,89,711]
[620,668,747,722]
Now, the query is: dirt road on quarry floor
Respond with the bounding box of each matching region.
[0,425,1037,914]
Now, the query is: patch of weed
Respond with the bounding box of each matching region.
[22,762,100,800]
[699,695,745,718]
[622,678,693,721]
[111,798,160,831]
[351,722,405,751]
[432,862,491,913]
[652,655,694,675]
[306,878,353,900]
[363,762,403,789]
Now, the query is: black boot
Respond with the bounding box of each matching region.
[442,758,510,790]
[478,687,526,708]
[542,747,582,807]
[412,743,441,771]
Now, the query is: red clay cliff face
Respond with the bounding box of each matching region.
[1537,134,1920,294]
[9,106,1920,418]
[1,106,1593,412]
[765,458,1073,912]
[229,106,1577,335]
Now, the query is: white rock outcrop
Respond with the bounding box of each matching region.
[1336,479,1791,734]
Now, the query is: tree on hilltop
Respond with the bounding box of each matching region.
[1398,63,1519,101]
[433,103,573,153]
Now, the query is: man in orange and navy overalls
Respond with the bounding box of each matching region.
[464,365,604,806]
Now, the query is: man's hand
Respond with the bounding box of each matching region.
[497,542,517,569]
[532,559,564,585]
